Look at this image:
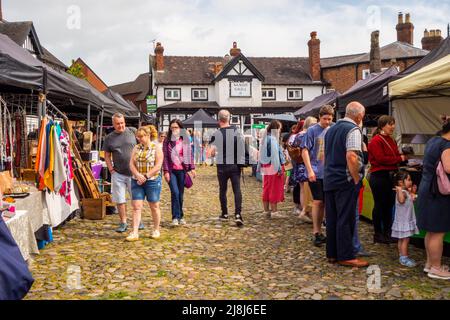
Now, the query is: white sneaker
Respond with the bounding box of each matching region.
[151,230,160,239]
[428,266,450,280]
[179,218,186,225]
[172,219,179,226]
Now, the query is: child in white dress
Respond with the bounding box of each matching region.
[392,171,419,267]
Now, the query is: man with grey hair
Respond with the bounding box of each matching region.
[210,109,245,227]
[323,101,369,268]
[103,113,138,233]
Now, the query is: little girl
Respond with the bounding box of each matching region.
[392,171,420,267]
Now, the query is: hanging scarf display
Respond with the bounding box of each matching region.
[35,118,73,200]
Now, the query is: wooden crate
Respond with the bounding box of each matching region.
[21,169,37,182]
[81,198,106,220]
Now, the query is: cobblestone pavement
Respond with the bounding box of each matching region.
[26,166,450,300]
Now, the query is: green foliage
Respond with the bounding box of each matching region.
[67,60,87,80]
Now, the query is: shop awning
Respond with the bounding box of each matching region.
[294,91,340,117]
[182,109,218,128]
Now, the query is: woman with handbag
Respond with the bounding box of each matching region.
[417,117,450,280]
[163,119,196,227]
[292,116,317,223]
[368,116,408,244]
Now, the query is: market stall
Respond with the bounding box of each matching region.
[388,37,450,245]
[0,32,115,260]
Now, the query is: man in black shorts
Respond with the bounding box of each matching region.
[301,105,334,246]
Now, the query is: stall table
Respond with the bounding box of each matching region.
[5,210,39,261]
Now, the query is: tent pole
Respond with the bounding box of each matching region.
[87,104,91,131]
[99,109,104,152]
[95,115,100,151]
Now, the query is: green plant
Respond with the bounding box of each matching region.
[67,60,87,80]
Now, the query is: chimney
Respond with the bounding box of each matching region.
[230,42,241,57]
[214,62,224,75]
[396,12,414,45]
[154,42,165,72]
[370,31,381,73]
[421,28,444,51]
[308,31,321,82]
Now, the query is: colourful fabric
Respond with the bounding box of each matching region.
[43,124,55,192]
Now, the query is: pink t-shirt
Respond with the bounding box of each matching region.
[172,139,184,170]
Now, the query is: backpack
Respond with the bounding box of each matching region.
[287,144,303,163]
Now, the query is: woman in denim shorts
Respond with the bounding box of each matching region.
[128,125,163,241]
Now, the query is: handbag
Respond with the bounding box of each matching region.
[436,156,450,195]
[287,144,303,163]
[184,171,193,189]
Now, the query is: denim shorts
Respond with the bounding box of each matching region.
[131,176,162,202]
[111,172,132,204]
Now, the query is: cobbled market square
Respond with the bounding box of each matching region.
[0,0,450,303]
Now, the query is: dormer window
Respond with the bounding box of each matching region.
[191,88,208,101]
[164,88,181,101]
[287,88,303,100]
[262,88,276,100]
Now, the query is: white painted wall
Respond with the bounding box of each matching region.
[216,78,263,107]
[261,85,324,102]
[156,85,216,107]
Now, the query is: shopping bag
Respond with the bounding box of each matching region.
[0,218,34,300]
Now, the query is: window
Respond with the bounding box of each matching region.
[262,88,276,100]
[164,88,181,101]
[287,88,303,100]
[191,88,208,101]
[362,69,371,80]
[231,115,240,124]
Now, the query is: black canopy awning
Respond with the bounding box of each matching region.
[337,66,399,114]
[294,91,340,117]
[182,109,218,128]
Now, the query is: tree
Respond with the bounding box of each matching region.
[67,60,87,80]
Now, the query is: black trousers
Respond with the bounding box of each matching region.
[325,184,358,261]
[293,183,300,205]
[369,170,395,235]
[217,165,242,217]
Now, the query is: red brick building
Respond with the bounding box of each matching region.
[320,12,444,93]
[70,58,109,93]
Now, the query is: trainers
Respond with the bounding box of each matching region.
[299,213,313,224]
[313,233,326,247]
[428,266,450,280]
[172,219,179,226]
[139,222,145,230]
[235,214,244,227]
[125,233,139,242]
[270,211,285,219]
[424,264,448,273]
[219,214,229,221]
[151,230,161,239]
[179,218,186,225]
[115,223,128,233]
[399,256,417,268]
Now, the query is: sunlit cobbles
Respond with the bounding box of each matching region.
[26,166,450,300]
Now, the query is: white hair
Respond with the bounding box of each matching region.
[345,102,365,118]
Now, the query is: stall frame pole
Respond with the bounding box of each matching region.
[87,104,91,132]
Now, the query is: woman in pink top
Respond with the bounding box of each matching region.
[162,119,196,226]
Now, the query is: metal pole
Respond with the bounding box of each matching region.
[99,109,104,152]
[87,104,91,132]
[95,115,100,151]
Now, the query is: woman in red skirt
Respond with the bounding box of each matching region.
[258,120,286,218]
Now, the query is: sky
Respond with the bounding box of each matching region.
[3,0,449,86]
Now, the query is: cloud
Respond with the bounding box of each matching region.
[3,0,449,85]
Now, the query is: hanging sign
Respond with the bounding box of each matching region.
[146,95,157,113]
